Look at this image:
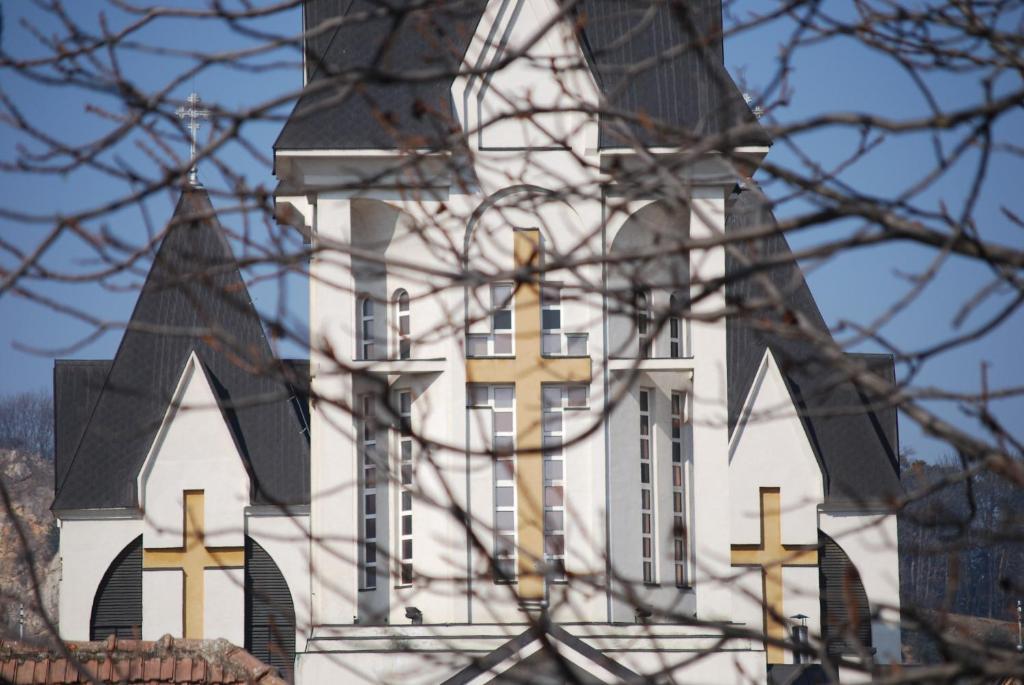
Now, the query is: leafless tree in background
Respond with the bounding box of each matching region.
[0,1,1022,683]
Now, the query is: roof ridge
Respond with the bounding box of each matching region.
[55,187,220,501]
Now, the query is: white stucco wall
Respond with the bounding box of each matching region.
[142,569,183,639]
[57,515,142,640]
[139,352,250,550]
[204,567,244,644]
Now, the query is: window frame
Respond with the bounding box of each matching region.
[636,289,652,358]
[396,389,414,586]
[467,283,515,358]
[468,383,518,583]
[669,292,690,359]
[541,283,563,356]
[639,388,656,585]
[670,390,691,588]
[358,296,375,361]
[359,394,379,590]
[395,289,411,360]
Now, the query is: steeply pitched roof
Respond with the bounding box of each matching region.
[575,0,769,148]
[725,184,902,505]
[276,0,768,151]
[277,0,480,150]
[53,187,310,511]
[53,360,110,494]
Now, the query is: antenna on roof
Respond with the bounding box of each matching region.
[176,92,210,186]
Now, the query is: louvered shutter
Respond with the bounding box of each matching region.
[818,531,872,659]
[245,537,296,677]
[90,536,142,640]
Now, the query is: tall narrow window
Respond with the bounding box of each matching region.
[469,384,515,582]
[541,285,562,355]
[671,391,688,587]
[636,290,652,358]
[492,284,513,355]
[542,385,566,582]
[360,395,378,589]
[359,297,375,360]
[397,390,414,585]
[395,290,411,360]
[639,389,655,584]
[669,293,686,358]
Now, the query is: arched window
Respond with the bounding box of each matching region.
[819,531,872,661]
[395,289,411,360]
[358,297,375,360]
[636,289,652,358]
[669,292,688,358]
[90,536,142,640]
[245,538,296,678]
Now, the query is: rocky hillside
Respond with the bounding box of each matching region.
[0,448,59,640]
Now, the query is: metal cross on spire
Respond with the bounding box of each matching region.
[176,92,210,185]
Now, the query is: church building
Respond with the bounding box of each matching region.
[52,1,903,683]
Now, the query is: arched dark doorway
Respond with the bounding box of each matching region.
[245,537,296,677]
[90,535,143,640]
[819,531,872,660]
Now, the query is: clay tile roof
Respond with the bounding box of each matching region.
[0,636,286,685]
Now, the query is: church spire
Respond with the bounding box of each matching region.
[176,91,210,186]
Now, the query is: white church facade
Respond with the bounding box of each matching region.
[52,0,903,683]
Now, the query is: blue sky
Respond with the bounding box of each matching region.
[0,1,1020,463]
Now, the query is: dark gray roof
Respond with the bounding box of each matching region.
[441,623,645,684]
[53,187,310,511]
[575,0,769,148]
[53,360,111,494]
[726,185,902,506]
[276,0,768,151]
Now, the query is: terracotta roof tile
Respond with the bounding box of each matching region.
[0,636,286,685]
[173,657,190,682]
[145,656,161,680]
[16,659,35,685]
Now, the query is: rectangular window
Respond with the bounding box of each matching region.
[476,384,516,583]
[671,391,689,587]
[636,290,652,358]
[468,284,514,357]
[397,390,414,585]
[541,285,562,356]
[359,298,375,360]
[360,395,378,589]
[669,293,690,358]
[492,284,513,356]
[542,385,567,582]
[639,389,655,584]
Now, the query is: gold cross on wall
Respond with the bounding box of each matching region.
[143,490,244,639]
[731,488,818,664]
[467,228,592,600]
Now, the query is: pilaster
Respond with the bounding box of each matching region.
[688,185,732,622]
[309,195,357,625]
